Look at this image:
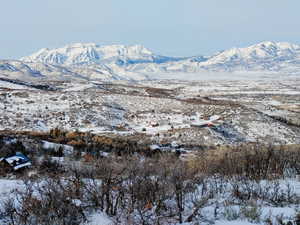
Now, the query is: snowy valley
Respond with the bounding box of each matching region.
[0,42,300,225]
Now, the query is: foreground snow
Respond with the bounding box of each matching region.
[0,177,299,225]
[84,212,113,225]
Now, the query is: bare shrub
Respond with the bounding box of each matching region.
[38,156,65,176]
[1,138,298,225]
[3,178,87,225]
[240,204,262,223]
[49,127,67,139]
[190,143,300,180]
[295,211,300,225]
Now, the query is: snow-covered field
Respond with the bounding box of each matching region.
[0,78,299,145]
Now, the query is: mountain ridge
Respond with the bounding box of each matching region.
[20,43,182,66]
[0,41,299,81]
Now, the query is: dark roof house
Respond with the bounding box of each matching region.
[0,152,31,171]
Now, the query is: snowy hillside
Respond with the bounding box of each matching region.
[0,59,149,81]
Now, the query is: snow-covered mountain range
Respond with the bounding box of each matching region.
[21,43,181,66]
[1,41,300,81]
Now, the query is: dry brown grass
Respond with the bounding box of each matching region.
[188,143,300,180]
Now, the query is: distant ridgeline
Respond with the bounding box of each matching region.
[0,41,299,81]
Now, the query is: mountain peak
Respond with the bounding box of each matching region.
[256,41,276,47]
[21,43,158,66]
[250,41,300,51]
[205,41,300,63]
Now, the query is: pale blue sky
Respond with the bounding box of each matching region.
[1,0,300,59]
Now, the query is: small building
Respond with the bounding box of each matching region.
[0,152,31,171]
[150,121,159,127]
